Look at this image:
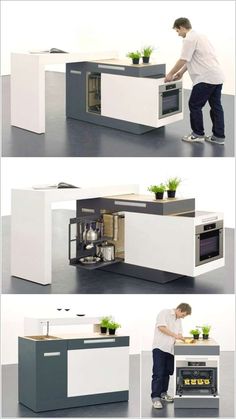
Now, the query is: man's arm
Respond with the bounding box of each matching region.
[158,325,185,341]
[164,59,187,82]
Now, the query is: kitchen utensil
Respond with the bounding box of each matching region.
[85,243,94,250]
[96,242,115,261]
[79,256,101,265]
[83,224,98,242]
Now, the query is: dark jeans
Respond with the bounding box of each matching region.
[151,348,174,400]
[189,83,225,138]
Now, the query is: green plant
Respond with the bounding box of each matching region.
[108,321,121,330]
[100,316,112,328]
[166,177,182,191]
[126,50,141,59]
[201,325,211,335]
[148,184,166,193]
[142,45,154,57]
[190,328,200,336]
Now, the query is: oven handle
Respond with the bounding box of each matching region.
[185,357,209,361]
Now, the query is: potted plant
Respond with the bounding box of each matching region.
[100,316,112,334]
[166,177,182,198]
[141,45,154,63]
[201,325,211,340]
[190,328,200,340]
[126,51,141,64]
[107,321,121,336]
[148,184,166,200]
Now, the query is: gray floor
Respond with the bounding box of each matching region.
[2,73,234,157]
[2,210,234,294]
[2,354,140,418]
[141,351,234,418]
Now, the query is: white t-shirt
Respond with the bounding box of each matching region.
[152,309,182,355]
[180,30,225,86]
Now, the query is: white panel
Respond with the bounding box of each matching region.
[101,74,183,127]
[67,346,129,397]
[101,74,158,127]
[11,189,51,284]
[124,212,196,276]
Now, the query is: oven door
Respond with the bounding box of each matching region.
[159,82,182,119]
[195,223,223,266]
[176,367,218,396]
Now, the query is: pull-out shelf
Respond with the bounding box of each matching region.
[70,257,123,270]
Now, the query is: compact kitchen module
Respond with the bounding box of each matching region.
[70,194,224,280]
[19,316,129,412]
[174,339,220,408]
[66,59,183,133]
[11,186,225,285]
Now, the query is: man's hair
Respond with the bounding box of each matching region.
[173,18,192,30]
[176,303,192,315]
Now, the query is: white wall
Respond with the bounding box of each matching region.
[1,294,235,364]
[1,157,235,227]
[1,1,235,94]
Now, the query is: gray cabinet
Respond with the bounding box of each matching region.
[19,338,67,412]
[66,61,166,134]
[19,336,130,412]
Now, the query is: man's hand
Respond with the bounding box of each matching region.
[164,73,174,83]
[173,72,183,81]
[176,334,185,342]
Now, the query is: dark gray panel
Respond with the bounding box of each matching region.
[174,345,220,355]
[76,197,195,217]
[34,391,129,412]
[100,262,183,283]
[174,397,219,409]
[67,336,129,350]
[36,340,67,410]
[18,337,37,411]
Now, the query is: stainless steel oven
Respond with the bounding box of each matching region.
[159,81,182,119]
[195,220,223,266]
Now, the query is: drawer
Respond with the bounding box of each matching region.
[67,336,129,350]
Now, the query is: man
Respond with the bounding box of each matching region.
[151,303,192,409]
[165,17,225,144]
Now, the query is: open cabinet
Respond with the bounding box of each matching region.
[68,212,125,270]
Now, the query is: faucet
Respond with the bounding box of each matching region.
[40,320,50,337]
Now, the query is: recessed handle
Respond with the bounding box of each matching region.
[83,339,115,344]
[114,200,146,208]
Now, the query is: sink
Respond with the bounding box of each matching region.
[25,335,61,341]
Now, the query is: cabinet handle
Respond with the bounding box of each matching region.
[98,64,125,71]
[114,200,146,208]
[70,70,81,75]
[83,339,115,344]
[44,352,61,357]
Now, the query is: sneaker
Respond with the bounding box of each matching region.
[152,400,163,409]
[161,393,174,402]
[182,133,205,143]
[205,135,225,145]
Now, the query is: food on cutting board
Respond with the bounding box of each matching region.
[184,338,195,344]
